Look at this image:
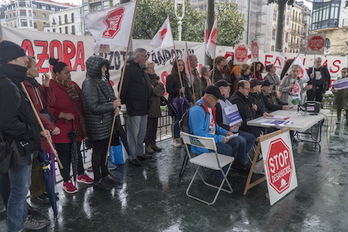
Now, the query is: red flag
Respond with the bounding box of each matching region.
[206,19,217,58]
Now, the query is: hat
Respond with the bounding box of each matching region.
[0,40,26,63]
[249,78,264,88]
[205,85,224,100]
[215,80,232,88]
[262,79,272,87]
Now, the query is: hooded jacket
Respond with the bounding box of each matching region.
[0,63,40,157]
[82,56,116,141]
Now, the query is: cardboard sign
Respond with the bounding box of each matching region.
[223,104,242,126]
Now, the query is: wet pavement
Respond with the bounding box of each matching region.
[1,115,348,232]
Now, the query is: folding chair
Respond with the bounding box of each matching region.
[181,132,235,205]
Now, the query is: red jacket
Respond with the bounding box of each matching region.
[49,79,84,143]
[23,79,56,152]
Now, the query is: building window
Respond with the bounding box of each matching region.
[325,38,330,50]
[42,5,46,10]
[21,19,27,27]
[65,26,68,34]
[65,15,68,24]
[273,10,277,21]
[33,12,36,17]
[42,13,46,18]
[72,25,75,34]
[34,21,37,28]
[20,10,26,16]
[59,16,61,25]
[71,13,74,23]
[272,29,276,40]
[59,28,62,33]
[53,29,56,32]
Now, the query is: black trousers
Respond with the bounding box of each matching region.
[307,88,324,102]
[144,117,159,146]
[91,139,109,183]
[55,142,84,183]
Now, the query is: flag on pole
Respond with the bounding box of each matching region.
[206,19,217,59]
[150,17,174,51]
[287,57,310,82]
[84,1,136,52]
[204,21,209,44]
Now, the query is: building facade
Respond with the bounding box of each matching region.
[46,7,83,35]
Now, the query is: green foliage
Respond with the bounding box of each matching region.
[133,0,244,47]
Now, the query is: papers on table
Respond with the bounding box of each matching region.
[259,119,293,126]
[224,104,242,126]
[263,116,290,120]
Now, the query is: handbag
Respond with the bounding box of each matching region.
[0,131,24,174]
[160,96,168,106]
[40,107,56,124]
[77,113,88,138]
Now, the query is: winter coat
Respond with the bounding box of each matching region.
[306,65,331,93]
[279,75,306,103]
[120,59,151,116]
[189,98,228,154]
[49,79,84,143]
[82,56,116,141]
[261,89,286,112]
[248,91,267,117]
[192,69,204,101]
[0,63,40,157]
[333,76,348,110]
[148,73,165,118]
[166,74,193,117]
[264,73,280,86]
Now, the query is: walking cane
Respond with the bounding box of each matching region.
[21,83,63,169]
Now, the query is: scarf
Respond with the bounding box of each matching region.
[56,77,80,100]
[24,76,40,88]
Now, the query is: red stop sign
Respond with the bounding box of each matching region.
[234,45,248,63]
[266,138,293,194]
[308,35,325,51]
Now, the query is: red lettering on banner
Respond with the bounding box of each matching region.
[322,59,328,67]
[20,40,86,72]
[35,40,49,73]
[330,60,341,73]
[264,55,273,66]
[274,56,282,69]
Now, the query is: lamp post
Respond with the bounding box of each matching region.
[174,0,185,41]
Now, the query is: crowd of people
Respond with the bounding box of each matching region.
[0,39,335,231]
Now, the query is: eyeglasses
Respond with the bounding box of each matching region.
[243,87,250,90]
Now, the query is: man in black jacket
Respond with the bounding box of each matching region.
[306,57,331,103]
[0,40,47,231]
[120,48,151,166]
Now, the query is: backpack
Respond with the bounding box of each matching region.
[179,103,204,134]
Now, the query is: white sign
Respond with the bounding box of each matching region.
[260,131,298,205]
[223,104,242,126]
[333,77,348,90]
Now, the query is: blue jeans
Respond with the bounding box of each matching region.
[214,142,235,180]
[171,116,180,139]
[127,115,148,159]
[0,155,32,232]
[235,130,256,165]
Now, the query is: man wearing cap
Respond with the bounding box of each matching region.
[188,85,236,185]
[248,78,274,118]
[215,80,256,171]
[261,79,290,112]
[0,40,48,231]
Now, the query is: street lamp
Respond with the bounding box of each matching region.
[174,0,185,41]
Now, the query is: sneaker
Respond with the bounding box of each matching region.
[151,144,162,152]
[171,139,182,148]
[93,181,111,191]
[128,158,141,167]
[336,120,341,125]
[30,193,50,205]
[87,166,93,172]
[107,162,117,171]
[63,180,78,193]
[102,174,120,184]
[77,174,94,184]
[145,145,155,154]
[22,216,48,231]
[137,154,153,160]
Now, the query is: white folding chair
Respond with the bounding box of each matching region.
[181,132,234,205]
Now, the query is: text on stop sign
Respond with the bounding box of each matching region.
[269,150,289,173]
[310,39,324,47]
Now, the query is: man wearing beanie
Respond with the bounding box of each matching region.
[0,40,48,231]
[188,85,237,187]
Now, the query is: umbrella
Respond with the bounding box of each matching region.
[68,119,79,184]
[37,149,58,218]
[170,96,189,120]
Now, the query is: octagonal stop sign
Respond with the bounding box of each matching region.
[234,44,248,64]
[266,138,293,194]
[307,35,325,53]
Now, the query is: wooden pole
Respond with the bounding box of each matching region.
[105,0,138,165]
[185,42,194,98]
[20,83,63,169]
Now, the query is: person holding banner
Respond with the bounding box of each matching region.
[215,80,256,172]
[332,68,348,125]
[120,48,152,166]
[279,64,312,104]
[82,55,121,190]
[49,58,93,193]
[166,59,193,148]
[306,57,331,103]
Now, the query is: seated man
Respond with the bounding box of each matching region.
[188,85,239,185]
[261,80,290,113]
[229,80,264,138]
[248,78,274,118]
[214,80,256,171]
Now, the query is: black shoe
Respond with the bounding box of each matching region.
[128,159,141,167]
[30,193,50,205]
[26,202,41,216]
[103,174,120,184]
[137,154,152,161]
[231,162,250,173]
[93,181,111,191]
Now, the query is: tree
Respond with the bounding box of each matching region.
[133,0,244,47]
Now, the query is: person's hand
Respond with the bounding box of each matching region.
[229,125,238,132]
[282,105,290,110]
[223,136,230,143]
[51,127,60,135]
[306,85,313,90]
[179,87,185,93]
[252,103,257,111]
[41,130,51,142]
[263,112,274,117]
[59,112,74,120]
[289,84,294,89]
[42,74,50,87]
[113,99,121,109]
[310,73,314,79]
[225,131,233,136]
